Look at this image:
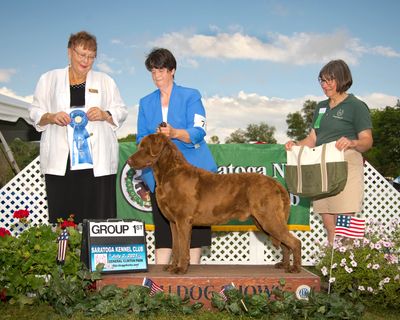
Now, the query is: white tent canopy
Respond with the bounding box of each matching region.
[0,93,32,124]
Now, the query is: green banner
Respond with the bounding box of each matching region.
[117,142,310,231]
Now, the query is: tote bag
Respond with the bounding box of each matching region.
[285,141,348,200]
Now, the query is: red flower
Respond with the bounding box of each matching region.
[60,220,77,229]
[58,214,77,229]
[0,288,7,302]
[13,209,30,219]
[0,227,11,237]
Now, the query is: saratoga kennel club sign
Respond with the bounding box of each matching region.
[81,220,148,273]
[117,143,311,231]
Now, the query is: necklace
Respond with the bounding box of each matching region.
[69,69,86,85]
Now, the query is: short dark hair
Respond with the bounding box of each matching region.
[145,48,177,72]
[68,31,97,53]
[318,59,353,93]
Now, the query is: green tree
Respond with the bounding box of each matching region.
[0,138,39,187]
[225,128,246,144]
[286,100,317,141]
[225,122,277,144]
[208,135,220,144]
[365,101,400,177]
[118,133,136,143]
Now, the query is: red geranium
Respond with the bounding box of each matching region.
[59,214,77,229]
[13,209,30,219]
[0,227,11,237]
[0,288,7,302]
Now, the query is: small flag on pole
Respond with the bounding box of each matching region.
[56,229,69,264]
[142,277,163,296]
[219,282,248,312]
[219,282,235,301]
[335,215,366,239]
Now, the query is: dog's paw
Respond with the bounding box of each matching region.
[163,264,175,272]
[288,265,302,273]
[169,266,188,274]
[274,262,287,269]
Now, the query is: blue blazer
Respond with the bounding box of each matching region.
[137,83,217,192]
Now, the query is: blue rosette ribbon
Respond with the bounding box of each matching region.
[69,109,93,165]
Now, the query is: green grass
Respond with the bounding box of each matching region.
[1,303,399,320]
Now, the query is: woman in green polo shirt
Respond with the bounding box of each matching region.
[285,59,373,245]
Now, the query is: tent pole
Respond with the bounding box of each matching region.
[0,130,20,174]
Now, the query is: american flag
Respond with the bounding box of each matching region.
[56,229,69,264]
[142,277,163,296]
[219,282,236,302]
[335,215,366,239]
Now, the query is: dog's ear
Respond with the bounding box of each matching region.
[148,133,166,157]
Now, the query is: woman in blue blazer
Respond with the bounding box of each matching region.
[137,48,217,264]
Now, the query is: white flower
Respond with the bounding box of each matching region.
[374,243,382,250]
[353,239,360,247]
[383,241,392,248]
[369,242,375,250]
[345,266,353,273]
[339,246,347,253]
[340,258,347,267]
[367,263,372,269]
[321,266,328,276]
[384,254,399,264]
[358,286,365,291]
[363,238,370,246]
[367,287,373,292]
[372,264,380,270]
[329,277,336,283]
[332,263,337,269]
[384,277,391,284]
[350,260,358,267]
[394,274,400,281]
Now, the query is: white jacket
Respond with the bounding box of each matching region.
[30,67,128,177]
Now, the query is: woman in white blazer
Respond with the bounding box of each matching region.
[30,31,127,224]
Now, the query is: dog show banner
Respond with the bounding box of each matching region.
[80,219,148,273]
[117,142,311,231]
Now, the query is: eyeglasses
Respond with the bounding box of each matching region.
[318,77,335,86]
[73,48,96,61]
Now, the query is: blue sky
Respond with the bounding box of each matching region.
[1,0,399,142]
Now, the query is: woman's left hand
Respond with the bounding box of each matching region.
[157,123,176,138]
[336,137,355,151]
[87,107,109,121]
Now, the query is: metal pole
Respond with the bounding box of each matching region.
[0,130,20,173]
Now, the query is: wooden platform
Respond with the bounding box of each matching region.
[97,265,320,309]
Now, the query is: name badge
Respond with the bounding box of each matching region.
[314,108,327,129]
[89,88,98,93]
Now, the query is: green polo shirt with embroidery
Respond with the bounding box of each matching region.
[312,94,372,146]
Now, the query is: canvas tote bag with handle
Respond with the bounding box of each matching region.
[285,141,348,200]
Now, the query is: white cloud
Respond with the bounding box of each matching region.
[203,91,398,144]
[96,62,114,74]
[0,69,17,83]
[0,87,33,103]
[150,29,400,66]
[111,39,122,45]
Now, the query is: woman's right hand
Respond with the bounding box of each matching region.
[41,112,71,126]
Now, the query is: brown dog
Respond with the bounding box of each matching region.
[128,133,301,274]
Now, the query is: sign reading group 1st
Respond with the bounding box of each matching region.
[81,220,148,273]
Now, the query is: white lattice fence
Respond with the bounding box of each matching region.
[1,157,399,266]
